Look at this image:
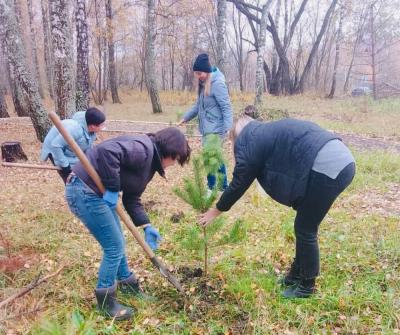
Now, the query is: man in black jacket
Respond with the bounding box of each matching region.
[65,128,190,320]
[200,117,355,298]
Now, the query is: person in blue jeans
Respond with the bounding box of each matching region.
[178,53,233,190]
[200,116,355,299]
[65,128,190,320]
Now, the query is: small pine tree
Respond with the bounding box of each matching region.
[174,135,245,275]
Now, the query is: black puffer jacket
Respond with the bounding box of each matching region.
[216,119,339,211]
[73,135,165,226]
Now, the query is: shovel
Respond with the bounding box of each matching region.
[48,112,184,293]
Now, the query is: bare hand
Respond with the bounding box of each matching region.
[199,208,222,227]
[177,119,185,126]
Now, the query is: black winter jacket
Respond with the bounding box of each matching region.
[216,119,339,211]
[73,135,165,226]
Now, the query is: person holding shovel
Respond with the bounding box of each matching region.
[65,127,191,320]
[199,116,355,299]
[178,53,233,191]
[40,107,106,183]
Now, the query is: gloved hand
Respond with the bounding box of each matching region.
[61,165,72,175]
[144,225,162,250]
[102,190,119,209]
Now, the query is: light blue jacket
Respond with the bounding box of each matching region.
[40,111,97,167]
[183,67,233,137]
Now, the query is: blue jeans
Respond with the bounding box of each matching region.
[207,164,228,190]
[65,176,132,288]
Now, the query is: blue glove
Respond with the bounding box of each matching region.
[102,190,119,209]
[144,225,162,250]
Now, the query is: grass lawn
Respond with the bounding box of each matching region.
[0,92,399,334]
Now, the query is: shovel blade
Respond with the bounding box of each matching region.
[150,257,184,293]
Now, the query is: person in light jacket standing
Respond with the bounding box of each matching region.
[200,116,355,299]
[179,53,233,190]
[41,107,106,183]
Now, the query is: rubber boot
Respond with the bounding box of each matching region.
[282,278,316,299]
[118,274,154,301]
[279,259,301,286]
[95,282,134,320]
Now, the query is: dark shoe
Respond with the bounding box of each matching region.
[279,259,301,286]
[118,274,154,301]
[95,283,134,320]
[282,279,316,299]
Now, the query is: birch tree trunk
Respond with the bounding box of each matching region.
[76,0,90,110]
[7,61,29,117]
[327,4,344,99]
[4,1,29,117]
[254,3,269,107]
[105,0,121,103]
[49,0,75,119]
[40,0,54,99]
[0,1,51,141]
[145,0,162,114]
[27,0,45,99]
[216,0,227,74]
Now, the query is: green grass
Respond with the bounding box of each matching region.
[1,94,400,334]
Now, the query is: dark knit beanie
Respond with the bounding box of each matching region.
[85,107,106,126]
[193,53,212,73]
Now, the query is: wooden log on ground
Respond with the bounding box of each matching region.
[1,141,28,162]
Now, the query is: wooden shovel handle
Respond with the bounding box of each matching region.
[2,162,61,170]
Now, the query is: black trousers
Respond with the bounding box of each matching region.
[294,162,356,279]
[48,154,69,184]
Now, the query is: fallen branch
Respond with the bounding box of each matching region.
[0,265,65,308]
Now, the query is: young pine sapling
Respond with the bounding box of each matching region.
[174,135,246,276]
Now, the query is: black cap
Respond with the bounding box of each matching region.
[193,53,212,73]
[85,107,106,126]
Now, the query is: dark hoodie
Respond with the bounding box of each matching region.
[72,134,165,226]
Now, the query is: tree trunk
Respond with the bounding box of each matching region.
[92,0,103,105]
[27,0,45,99]
[7,62,29,117]
[322,34,335,93]
[216,0,227,74]
[75,0,90,110]
[370,4,377,100]
[268,13,292,95]
[0,1,51,142]
[102,42,108,101]
[105,0,121,104]
[327,4,344,99]
[40,0,54,99]
[296,0,338,93]
[145,0,162,114]
[0,88,9,118]
[254,3,269,107]
[271,0,281,82]
[49,0,75,119]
